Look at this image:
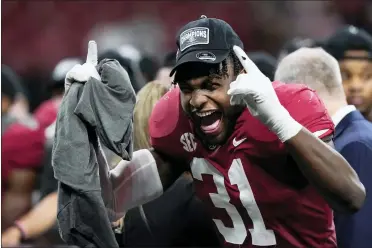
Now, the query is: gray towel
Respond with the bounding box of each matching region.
[52,59,135,248]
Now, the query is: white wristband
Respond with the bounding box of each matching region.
[266,106,303,143]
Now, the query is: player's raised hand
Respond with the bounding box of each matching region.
[228,46,276,104]
[86,40,98,66]
[227,46,280,118]
[228,46,302,142]
[65,40,101,92]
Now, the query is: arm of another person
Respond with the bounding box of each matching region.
[334,141,372,248]
[1,192,58,246]
[97,145,188,221]
[2,169,36,230]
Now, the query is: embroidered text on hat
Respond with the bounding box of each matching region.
[179,27,209,51]
[196,52,216,61]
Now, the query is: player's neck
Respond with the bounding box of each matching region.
[332,104,349,117]
[322,95,348,117]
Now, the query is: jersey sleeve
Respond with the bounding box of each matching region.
[2,123,45,173]
[275,82,335,139]
[33,99,58,128]
[149,87,193,161]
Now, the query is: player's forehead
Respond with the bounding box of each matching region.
[340,58,372,74]
[340,50,371,70]
[175,61,231,86]
[344,50,369,58]
[179,75,229,92]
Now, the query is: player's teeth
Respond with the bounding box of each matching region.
[196,111,215,117]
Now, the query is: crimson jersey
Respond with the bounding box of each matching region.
[149,82,336,248]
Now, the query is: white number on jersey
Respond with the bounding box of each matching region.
[191,158,276,246]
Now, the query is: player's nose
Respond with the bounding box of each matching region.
[190,90,208,110]
[349,79,364,93]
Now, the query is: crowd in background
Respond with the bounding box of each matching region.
[2,1,372,247]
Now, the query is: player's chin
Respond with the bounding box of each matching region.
[352,101,368,113]
[347,95,366,109]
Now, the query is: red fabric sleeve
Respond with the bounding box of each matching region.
[274,82,335,139]
[149,87,192,161]
[2,123,46,180]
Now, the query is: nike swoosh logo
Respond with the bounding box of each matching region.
[233,137,247,147]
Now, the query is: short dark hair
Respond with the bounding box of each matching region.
[278,37,318,57]
[139,56,160,82]
[247,52,277,81]
[173,49,243,85]
[99,50,137,90]
[2,65,22,103]
[163,51,177,68]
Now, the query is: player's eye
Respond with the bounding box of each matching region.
[202,79,219,91]
[362,72,372,81]
[206,83,219,91]
[180,86,193,94]
[341,70,351,81]
[177,81,192,93]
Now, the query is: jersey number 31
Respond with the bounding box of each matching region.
[191,158,277,246]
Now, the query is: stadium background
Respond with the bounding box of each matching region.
[2,0,372,247]
[3,1,371,111]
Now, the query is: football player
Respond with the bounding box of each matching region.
[67,17,365,247]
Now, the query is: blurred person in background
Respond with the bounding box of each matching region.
[334,0,372,35]
[116,44,153,92]
[1,58,81,246]
[247,51,277,81]
[1,122,62,247]
[2,65,21,133]
[323,25,372,122]
[115,81,219,247]
[155,51,177,88]
[1,65,44,231]
[275,47,372,248]
[4,68,37,129]
[277,37,319,62]
[2,65,36,130]
[132,81,169,152]
[34,57,82,129]
[99,49,139,93]
[99,46,152,93]
[139,55,160,83]
[9,92,36,128]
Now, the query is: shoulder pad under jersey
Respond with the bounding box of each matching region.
[273,81,334,137]
[149,87,193,159]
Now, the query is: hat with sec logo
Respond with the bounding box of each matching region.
[170,15,243,76]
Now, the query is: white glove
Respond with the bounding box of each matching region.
[227,46,302,142]
[64,40,101,92]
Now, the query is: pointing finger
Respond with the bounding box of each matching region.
[233,45,259,73]
[86,40,98,66]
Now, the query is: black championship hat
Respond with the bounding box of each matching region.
[170,15,243,76]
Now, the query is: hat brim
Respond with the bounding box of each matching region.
[170,49,230,77]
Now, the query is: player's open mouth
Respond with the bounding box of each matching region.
[194,110,223,135]
[348,96,364,106]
